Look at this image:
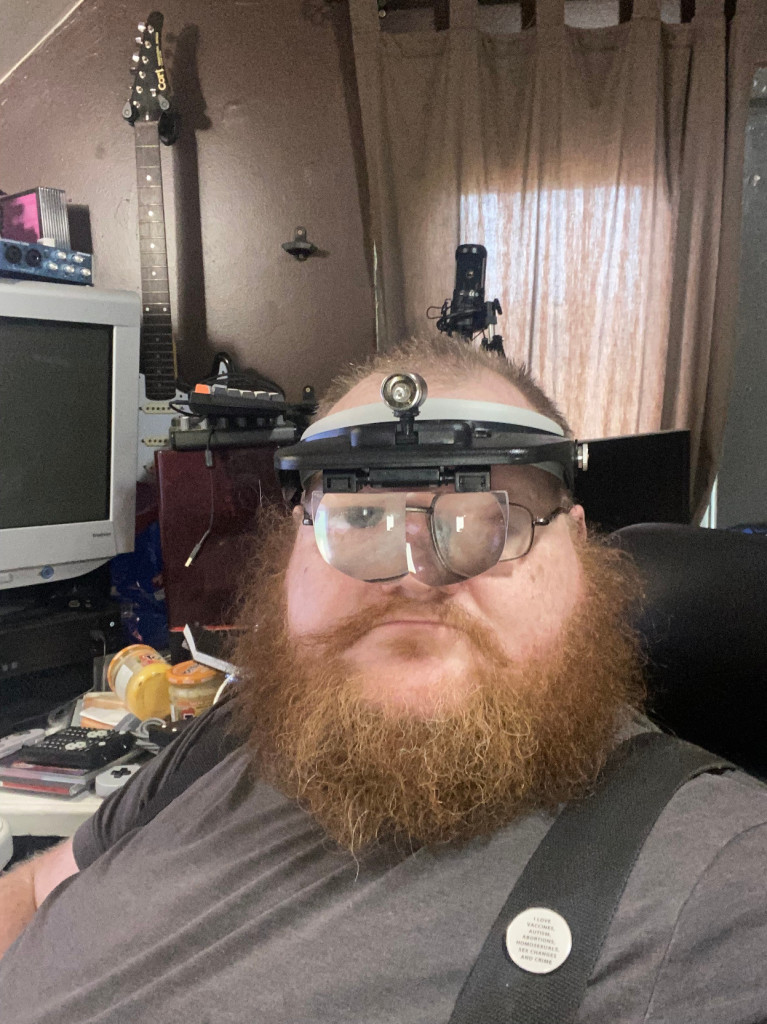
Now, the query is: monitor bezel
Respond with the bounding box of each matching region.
[0,279,140,589]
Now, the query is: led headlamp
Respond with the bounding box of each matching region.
[275,371,586,496]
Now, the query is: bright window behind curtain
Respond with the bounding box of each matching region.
[461,182,673,438]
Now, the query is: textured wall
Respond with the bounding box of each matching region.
[0,0,375,401]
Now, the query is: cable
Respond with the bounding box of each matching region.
[169,398,193,414]
[184,430,217,568]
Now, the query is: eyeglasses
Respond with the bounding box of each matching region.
[302,490,569,586]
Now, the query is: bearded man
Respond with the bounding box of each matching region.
[1,336,766,1024]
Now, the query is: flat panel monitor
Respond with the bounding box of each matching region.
[0,279,140,589]
[575,429,691,533]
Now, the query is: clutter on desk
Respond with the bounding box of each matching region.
[105,643,229,723]
[143,718,196,749]
[0,756,138,798]
[79,692,134,731]
[0,636,235,799]
[182,622,240,675]
[0,727,139,798]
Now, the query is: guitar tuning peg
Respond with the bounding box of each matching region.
[137,22,146,32]
[135,36,142,44]
[132,52,140,63]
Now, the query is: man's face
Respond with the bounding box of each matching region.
[233,364,643,851]
[285,369,587,717]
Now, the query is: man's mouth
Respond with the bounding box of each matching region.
[372,618,457,630]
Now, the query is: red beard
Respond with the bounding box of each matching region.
[230,513,645,853]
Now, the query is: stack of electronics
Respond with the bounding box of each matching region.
[0,726,138,798]
[169,370,315,452]
[0,275,141,736]
[0,187,93,285]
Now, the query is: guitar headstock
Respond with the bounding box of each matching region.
[123,12,173,125]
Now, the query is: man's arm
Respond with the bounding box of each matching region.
[0,697,239,961]
[0,837,78,959]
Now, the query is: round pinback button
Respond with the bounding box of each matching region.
[505,906,572,974]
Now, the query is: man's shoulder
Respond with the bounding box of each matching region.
[616,713,767,835]
[73,692,248,870]
[618,753,767,938]
[661,763,767,844]
[582,749,767,1022]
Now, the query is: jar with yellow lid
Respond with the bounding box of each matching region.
[167,660,226,721]
[107,644,172,721]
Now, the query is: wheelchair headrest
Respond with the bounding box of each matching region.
[610,524,767,778]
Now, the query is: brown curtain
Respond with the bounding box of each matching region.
[349,0,760,516]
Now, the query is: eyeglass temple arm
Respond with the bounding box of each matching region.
[532,506,571,527]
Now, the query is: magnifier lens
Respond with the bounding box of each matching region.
[312,492,408,581]
[431,492,509,577]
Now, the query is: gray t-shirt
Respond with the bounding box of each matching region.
[2,706,767,1024]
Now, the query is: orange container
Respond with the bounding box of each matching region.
[107,644,172,720]
[167,660,225,721]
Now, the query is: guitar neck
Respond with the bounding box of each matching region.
[134,119,177,401]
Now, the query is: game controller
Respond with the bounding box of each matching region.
[94,763,142,797]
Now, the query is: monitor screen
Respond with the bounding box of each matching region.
[0,317,113,530]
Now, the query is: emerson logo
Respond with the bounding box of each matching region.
[92,531,112,538]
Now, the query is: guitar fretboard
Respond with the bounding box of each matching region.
[134,119,177,400]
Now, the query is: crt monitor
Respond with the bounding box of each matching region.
[0,279,141,589]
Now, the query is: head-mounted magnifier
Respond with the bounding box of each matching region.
[276,372,588,586]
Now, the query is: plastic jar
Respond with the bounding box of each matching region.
[167,660,225,721]
[107,644,172,721]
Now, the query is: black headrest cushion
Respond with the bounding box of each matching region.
[610,523,767,777]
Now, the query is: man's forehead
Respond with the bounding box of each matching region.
[327,368,537,418]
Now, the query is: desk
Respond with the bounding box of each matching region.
[0,788,102,837]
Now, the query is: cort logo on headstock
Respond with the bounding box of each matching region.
[154,26,167,91]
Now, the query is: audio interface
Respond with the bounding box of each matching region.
[0,237,93,285]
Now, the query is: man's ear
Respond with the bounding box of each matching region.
[567,504,587,541]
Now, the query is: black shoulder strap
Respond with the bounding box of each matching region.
[448,731,733,1024]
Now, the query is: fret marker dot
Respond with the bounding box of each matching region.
[150,243,155,249]
[146,175,152,181]
[145,307,149,312]
[163,307,167,312]
[148,211,153,217]
[152,271,156,277]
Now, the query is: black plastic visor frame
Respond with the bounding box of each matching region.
[275,419,577,494]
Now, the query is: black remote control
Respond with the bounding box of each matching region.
[16,727,136,770]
